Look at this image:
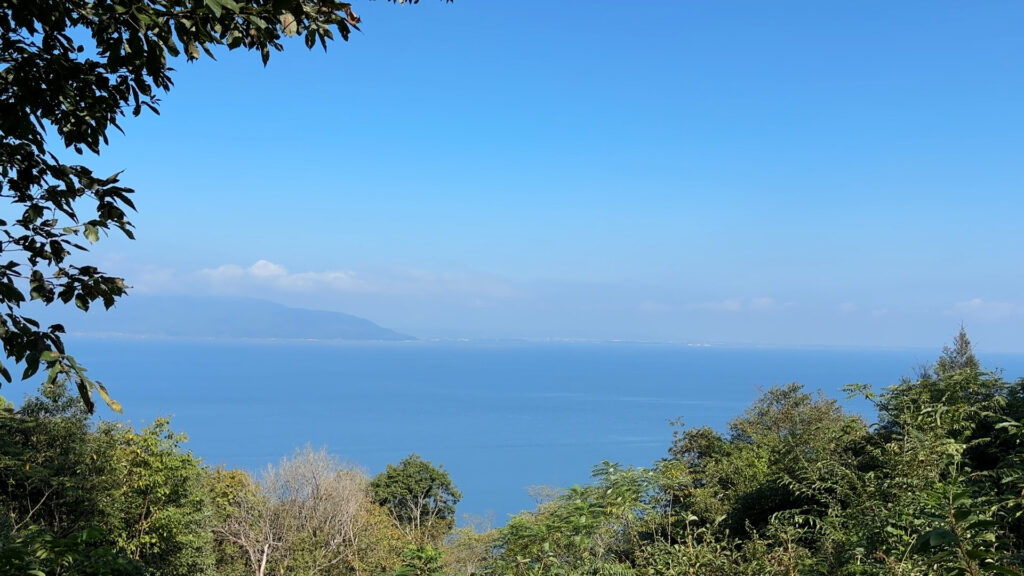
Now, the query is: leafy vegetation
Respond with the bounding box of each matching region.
[486,329,1024,576]
[370,454,462,544]
[4,329,1024,575]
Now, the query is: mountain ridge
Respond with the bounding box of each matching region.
[53,295,414,341]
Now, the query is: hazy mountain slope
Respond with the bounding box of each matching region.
[52,295,413,341]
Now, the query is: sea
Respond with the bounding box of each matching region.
[29,338,1024,524]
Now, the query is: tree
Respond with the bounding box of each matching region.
[97,418,215,576]
[369,454,461,543]
[0,0,449,411]
[484,331,1024,575]
[206,467,257,576]
[261,446,369,576]
[390,545,445,576]
[0,384,215,575]
[215,468,285,576]
[0,382,136,575]
[216,445,401,576]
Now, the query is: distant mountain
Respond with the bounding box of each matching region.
[55,295,413,341]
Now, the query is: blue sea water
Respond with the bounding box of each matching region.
[36,339,1024,523]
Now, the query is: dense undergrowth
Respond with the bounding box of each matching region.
[3,329,1024,575]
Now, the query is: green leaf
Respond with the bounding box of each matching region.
[226,30,243,49]
[914,527,957,552]
[83,223,100,243]
[986,566,1024,576]
[204,0,223,17]
[29,284,46,301]
[75,378,96,413]
[94,381,123,413]
[966,519,1000,532]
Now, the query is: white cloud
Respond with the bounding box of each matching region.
[199,264,245,280]
[195,260,518,300]
[697,299,743,312]
[637,300,674,313]
[689,297,778,312]
[748,297,776,311]
[950,298,1024,321]
[838,302,858,314]
[248,259,288,278]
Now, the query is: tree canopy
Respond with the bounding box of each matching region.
[487,330,1024,575]
[369,454,461,543]
[0,0,448,411]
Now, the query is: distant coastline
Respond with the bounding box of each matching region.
[44,295,414,342]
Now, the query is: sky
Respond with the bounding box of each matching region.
[78,1,1024,350]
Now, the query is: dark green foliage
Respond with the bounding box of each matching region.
[391,545,446,576]
[97,419,215,576]
[1,385,214,575]
[1,383,104,536]
[667,383,870,539]
[370,454,462,543]
[489,330,1024,576]
[0,384,138,575]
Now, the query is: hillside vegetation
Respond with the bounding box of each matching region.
[3,330,1023,575]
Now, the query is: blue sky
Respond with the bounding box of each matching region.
[83,1,1024,350]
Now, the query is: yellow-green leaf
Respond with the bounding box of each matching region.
[280,12,298,36]
[95,381,123,414]
[83,223,100,243]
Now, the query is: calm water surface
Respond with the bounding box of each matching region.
[50,339,1024,522]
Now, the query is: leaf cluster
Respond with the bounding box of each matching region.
[370,453,463,544]
[0,386,214,575]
